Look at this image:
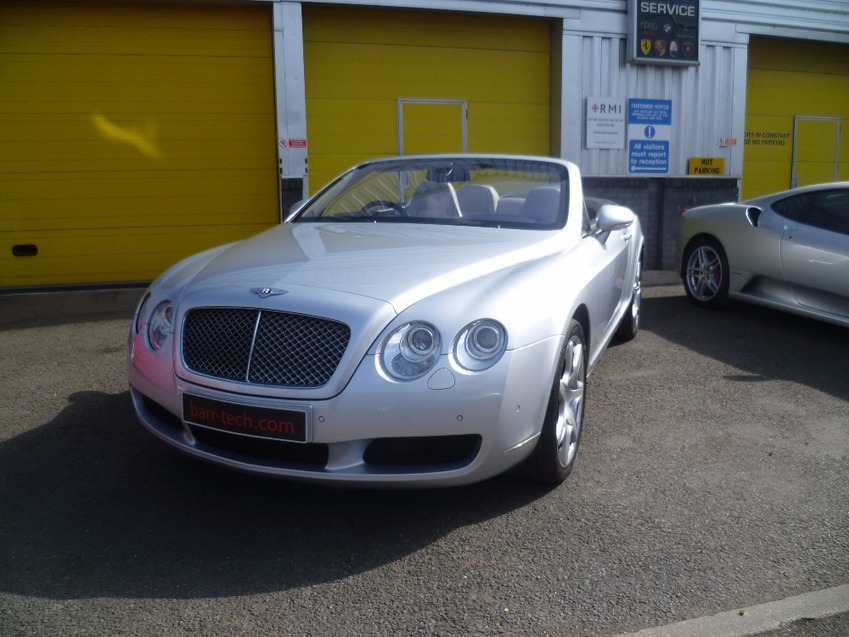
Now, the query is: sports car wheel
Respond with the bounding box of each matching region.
[683,237,729,307]
[524,319,587,484]
[615,258,642,341]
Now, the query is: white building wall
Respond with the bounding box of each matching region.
[295,0,849,39]
[705,0,849,44]
[552,0,847,179]
[274,2,309,206]
[558,16,749,178]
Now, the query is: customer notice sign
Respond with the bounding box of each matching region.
[628,99,671,175]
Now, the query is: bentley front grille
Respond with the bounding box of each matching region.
[182,308,351,387]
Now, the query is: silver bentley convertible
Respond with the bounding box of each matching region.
[679,182,849,327]
[128,155,644,487]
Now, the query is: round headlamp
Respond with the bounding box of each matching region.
[454,319,507,371]
[380,322,441,380]
[147,301,174,351]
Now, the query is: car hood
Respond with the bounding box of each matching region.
[169,222,563,399]
[181,222,560,312]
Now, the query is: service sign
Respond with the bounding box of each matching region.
[628,0,700,66]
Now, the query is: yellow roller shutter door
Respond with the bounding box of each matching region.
[303,6,552,193]
[0,2,277,288]
[743,38,849,200]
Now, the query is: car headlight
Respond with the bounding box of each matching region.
[454,319,507,371]
[147,301,175,351]
[380,322,441,380]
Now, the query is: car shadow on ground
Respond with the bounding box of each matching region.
[637,290,849,402]
[0,390,553,601]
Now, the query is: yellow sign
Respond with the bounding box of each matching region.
[688,157,725,175]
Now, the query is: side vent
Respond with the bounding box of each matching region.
[745,206,762,228]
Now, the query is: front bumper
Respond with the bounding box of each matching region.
[128,337,561,487]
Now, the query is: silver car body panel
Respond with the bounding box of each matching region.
[678,182,849,327]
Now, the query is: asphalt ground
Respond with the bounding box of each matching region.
[1,275,847,636]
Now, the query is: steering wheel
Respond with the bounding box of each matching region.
[359,200,407,217]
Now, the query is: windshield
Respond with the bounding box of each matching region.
[292,157,570,229]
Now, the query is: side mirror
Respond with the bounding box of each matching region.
[596,204,635,233]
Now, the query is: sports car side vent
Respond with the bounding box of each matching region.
[182,308,351,387]
[745,206,762,228]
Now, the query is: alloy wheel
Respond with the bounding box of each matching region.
[555,335,586,469]
[686,245,723,301]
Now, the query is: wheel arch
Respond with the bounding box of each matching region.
[571,303,590,355]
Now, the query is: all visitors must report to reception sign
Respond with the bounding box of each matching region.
[628,98,671,174]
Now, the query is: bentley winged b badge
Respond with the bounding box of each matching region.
[250,287,288,299]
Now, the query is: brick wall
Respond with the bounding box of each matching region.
[583,177,738,270]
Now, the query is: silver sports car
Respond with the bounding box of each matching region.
[128,155,643,487]
[679,182,849,327]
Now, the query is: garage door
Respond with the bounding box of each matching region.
[743,38,849,200]
[0,2,278,288]
[303,6,552,193]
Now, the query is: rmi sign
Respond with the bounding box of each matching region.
[586,97,626,149]
[627,0,700,66]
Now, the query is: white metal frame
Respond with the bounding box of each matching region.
[791,115,842,188]
[273,2,309,200]
[397,98,468,155]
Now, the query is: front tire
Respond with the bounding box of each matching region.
[683,237,729,307]
[523,320,587,484]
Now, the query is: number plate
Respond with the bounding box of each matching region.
[182,393,308,443]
